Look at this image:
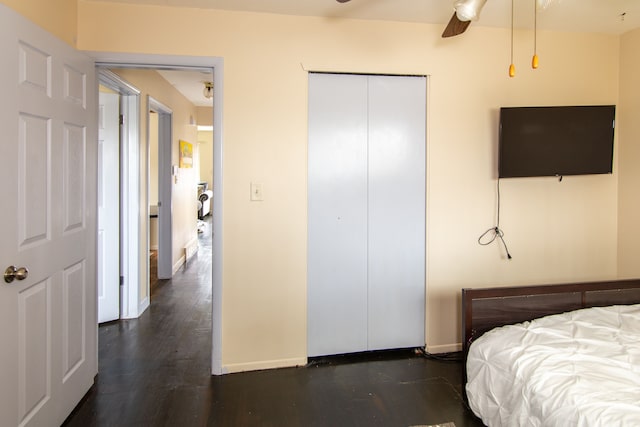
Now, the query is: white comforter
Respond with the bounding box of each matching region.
[466,304,640,427]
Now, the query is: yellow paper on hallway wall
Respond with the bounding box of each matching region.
[179,139,193,168]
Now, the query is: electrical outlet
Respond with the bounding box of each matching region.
[250,182,264,201]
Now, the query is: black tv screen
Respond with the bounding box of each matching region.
[498,105,616,178]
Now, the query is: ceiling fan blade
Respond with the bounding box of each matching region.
[336,0,351,2]
[442,12,472,38]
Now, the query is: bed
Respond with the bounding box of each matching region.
[462,279,640,426]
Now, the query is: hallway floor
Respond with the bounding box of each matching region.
[63,217,484,426]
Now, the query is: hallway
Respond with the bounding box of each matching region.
[65,218,213,426]
[63,217,483,426]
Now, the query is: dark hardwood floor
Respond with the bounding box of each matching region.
[64,216,484,427]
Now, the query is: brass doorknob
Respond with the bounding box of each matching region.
[4,266,29,283]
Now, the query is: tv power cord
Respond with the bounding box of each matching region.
[478,178,513,260]
[478,226,512,259]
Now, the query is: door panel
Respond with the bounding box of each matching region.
[308,73,369,357]
[63,261,86,379]
[18,113,50,246]
[0,4,97,426]
[367,75,426,350]
[18,279,51,423]
[64,123,87,232]
[18,41,50,94]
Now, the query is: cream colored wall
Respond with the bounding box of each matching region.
[0,0,77,46]
[77,2,621,370]
[196,106,213,127]
[110,68,199,298]
[197,107,214,190]
[618,28,640,278]
[197,130,213,191]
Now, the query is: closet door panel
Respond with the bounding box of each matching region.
[367,75,426,350]
[307,73,369,357]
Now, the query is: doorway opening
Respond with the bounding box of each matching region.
[93,54,224,375]
[148,96,173,282]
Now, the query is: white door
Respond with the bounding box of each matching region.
[367,75,426,351]
[308,73,425,357]
[308,74,369,356]
[0,5,98,427]
[98,92,120,323]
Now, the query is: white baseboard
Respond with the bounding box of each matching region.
[184,236,199,260]
[425,343,462,354]
[170,236,199,274]
[172,255,185,275]
[120,295,150,320]
[137,296,150,317]
[220,345,462,374]
[222,357,308,374]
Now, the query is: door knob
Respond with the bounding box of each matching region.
[4,266,29,283]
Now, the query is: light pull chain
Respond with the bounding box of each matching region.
[509,0,515,77]
[532,0,539,69]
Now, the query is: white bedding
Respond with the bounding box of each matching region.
[466,304,640,427]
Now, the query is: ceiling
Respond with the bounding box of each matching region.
[156,69,213,107]
[120,0,639,106]
[91,0,640,34]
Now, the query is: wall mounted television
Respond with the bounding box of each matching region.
[498,105,616,178]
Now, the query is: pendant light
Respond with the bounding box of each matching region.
[532,0,539,69]
[203,81,213,99]
[508,0,515,77]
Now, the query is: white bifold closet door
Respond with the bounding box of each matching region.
[308,73,426,357]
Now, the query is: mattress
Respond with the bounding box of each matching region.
[466,304,640,427]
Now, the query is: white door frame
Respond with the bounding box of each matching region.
[148,97,173,280]
[90,53,224,375]
[97,69,142,319]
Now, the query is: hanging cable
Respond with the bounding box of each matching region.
[478,179,512,259]
[532,0,539,69]
[509,0,516,77]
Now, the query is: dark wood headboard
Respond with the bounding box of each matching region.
[462,278,640,355]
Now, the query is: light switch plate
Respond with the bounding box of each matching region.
[250,182,264,201]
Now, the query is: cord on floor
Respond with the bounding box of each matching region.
[416,347,463,362]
